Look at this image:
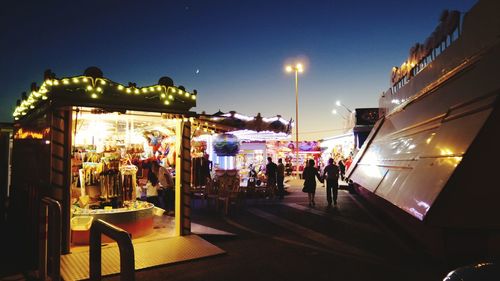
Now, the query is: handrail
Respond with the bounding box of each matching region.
[39,197,62,281]
[89,219,135,281]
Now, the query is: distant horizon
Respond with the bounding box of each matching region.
[0,0,477,140]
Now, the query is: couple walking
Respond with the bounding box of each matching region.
[302,158,339,207]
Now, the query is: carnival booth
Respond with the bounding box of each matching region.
[11,67,195,261]
[286,141,321,170]
[320,133,355,162]
[192,111,292,187]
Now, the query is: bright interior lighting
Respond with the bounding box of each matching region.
[336,100,341,106]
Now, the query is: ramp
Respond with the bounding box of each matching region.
[60,234,225,281]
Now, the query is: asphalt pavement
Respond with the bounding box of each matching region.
[103,177,450,281]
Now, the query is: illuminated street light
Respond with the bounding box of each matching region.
[336,100,352,113]
[285,62,304,177]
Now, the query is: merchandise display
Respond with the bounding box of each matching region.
[69,108,181,244]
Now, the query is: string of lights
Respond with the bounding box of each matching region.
[13,74,197,120]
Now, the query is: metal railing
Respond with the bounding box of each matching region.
[89,219,135,281]
[39,197,62,281]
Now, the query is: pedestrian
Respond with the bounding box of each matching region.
[319,160,326,187]
[302,159,322,207]
[285,161,292,176]
[322,158,340,207]
[249,164,257,178]
[146,166,160,207]
[201,153,212,181]
[338,158,346,181]
[277,158,285,199]
[150,161,164,209]
[248,164,257,187]
[265,157,278,198]
[345,156,353,172]
[153,159,174,213]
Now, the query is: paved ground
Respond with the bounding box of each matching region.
[102,178,450,281]
[0,178,452,280]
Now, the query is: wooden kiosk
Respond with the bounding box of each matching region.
[10,67,196,268]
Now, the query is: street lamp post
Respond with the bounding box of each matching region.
[335,100,353,132]
[336,100,352,113]
[332,109,349,133]
[331,109,347,120]
[285,63,304,178]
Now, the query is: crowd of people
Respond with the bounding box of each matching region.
[132,153,352,214]
[245,155,352,208]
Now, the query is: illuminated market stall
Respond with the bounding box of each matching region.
[11,67,195,256]
[191,111,292,185]
[320,108,379,163]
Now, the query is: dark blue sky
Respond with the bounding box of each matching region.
[0,0,477,139]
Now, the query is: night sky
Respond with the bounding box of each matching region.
[0,0,477,140]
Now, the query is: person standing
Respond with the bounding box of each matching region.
[322,158,340,207]
[302,159,322,207]
[247,164,257,187]
[150,161,167,210]
[276,158,285,199]
[248,164,257,178]
[285,161,292,176]
[338,158,346,181]
[146,166,160,207]
[201,153,212,182]
[154,159,174,213]
[265,157,278,198]
[345,156,353,173]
